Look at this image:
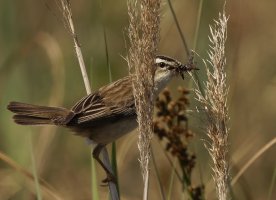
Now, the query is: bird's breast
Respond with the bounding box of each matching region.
[73,115,137,144]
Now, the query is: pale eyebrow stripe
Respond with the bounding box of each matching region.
[155,58,163,63]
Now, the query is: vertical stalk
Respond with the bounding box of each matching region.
[127,0,161,199]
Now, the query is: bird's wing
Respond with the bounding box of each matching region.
[69,77,135,126]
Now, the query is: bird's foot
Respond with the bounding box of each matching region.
[100,172,117,186]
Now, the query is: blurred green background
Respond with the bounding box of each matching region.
[1,0,275,199]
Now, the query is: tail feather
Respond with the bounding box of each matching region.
[7,101,73,125]
[13,115,53,125]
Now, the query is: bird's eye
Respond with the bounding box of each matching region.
[159,62,166,68]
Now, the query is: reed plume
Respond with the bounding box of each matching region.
[194,9,230,200]
[127,0,161,199]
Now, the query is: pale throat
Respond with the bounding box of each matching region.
[154,72,174,97]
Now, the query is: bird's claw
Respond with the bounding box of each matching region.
[100,172,117,187]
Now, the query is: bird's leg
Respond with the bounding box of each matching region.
[92,144,116,184]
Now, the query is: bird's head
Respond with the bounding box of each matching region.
[154,55,198,94]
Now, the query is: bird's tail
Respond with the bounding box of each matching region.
[7,101,72,125]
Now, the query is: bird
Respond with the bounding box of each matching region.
[7,55,197,183]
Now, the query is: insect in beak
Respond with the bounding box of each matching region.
[178,63,199,80]
[181,72,185,80]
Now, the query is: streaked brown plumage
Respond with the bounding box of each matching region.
[7,55,198,183]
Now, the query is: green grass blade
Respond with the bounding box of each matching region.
[29,131,42,200]
[91,157,99,200]
[112,142,120,197]
[167,158,177,200]
[88,36,99,200]
[166,0,189,56]
[151,147,166,200]
[103,26,112,83]
[100,1,119,196]
[267,165,276,200]
[193,0,204,51]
